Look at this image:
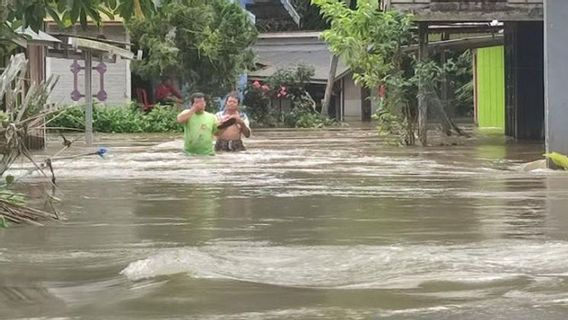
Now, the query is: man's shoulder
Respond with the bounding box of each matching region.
[204,111,218,121]
[192,111,216,119]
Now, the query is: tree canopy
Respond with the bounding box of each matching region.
[312,0,413,89]
[1,0,156,56]
[312,0,470,145]
[2,0,155,31]
[127,0,258,97]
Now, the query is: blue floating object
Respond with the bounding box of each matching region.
[96,147,108,158]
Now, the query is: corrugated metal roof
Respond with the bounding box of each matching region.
[249,33,350,83]
[258,31,321,39]
[16,27,61,43]
[13,27,62,47]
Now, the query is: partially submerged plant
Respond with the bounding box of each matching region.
[0,53,63,225]
[543,152,568,170]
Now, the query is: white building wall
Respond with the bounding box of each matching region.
[342,72,362,121]
[46,24,131,105]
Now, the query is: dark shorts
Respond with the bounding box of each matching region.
[215,139,246,152]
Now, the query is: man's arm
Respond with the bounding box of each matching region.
[176,107,195,124]
[238,118,251,138]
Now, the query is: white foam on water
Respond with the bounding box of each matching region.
[8,137,520,185]
[8,139,536,202]
[120,240,568,292]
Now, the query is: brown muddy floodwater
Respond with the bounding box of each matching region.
[1,127,568,319]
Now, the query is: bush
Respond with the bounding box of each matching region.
[48,103,183,133]
[283,109,336,128]
[242,65,339,128]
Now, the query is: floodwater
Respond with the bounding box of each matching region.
[1,127,568,319]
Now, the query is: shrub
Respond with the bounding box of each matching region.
[48,103,183,133]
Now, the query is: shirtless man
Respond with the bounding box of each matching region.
[215,92,251,152]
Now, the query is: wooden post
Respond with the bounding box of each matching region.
[321,55,339,117]
[440,32,451,135]
[85,50,93,146]
[361,87,372,121]
[418,22,429,146]
[336,78,344,121]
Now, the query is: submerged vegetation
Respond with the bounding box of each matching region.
[0,54,62,226]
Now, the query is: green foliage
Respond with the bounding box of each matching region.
[313,0,418,143]
[0,188,25,206]
[451,50,474,116]
[1,0,155,58]
[5,175,15,185]
[314,0,413,89]
[0,111,8,126]
[265,65,315,99]
[313,0,472,144]
[0,187,26,227]
[455,79,474,114]
[48,104,183,133]
[372,106,412,146]
[127,0,258,97]
[243,65,334,128]
[243,83,272,125]
[283,108,336,128]
[3,0,155,30]
[544,152,568,170]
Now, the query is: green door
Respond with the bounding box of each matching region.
[476,46,505,130]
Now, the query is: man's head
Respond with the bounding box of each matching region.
[191,92,206,113]
[224,91,240,113]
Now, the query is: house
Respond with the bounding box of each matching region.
[40,1,298,108]
[388,0,549,141]
[44,19,132,106]
[249,32,378,121]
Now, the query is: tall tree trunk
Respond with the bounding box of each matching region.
[321,0,352,118]
[321,55,339,117]
[439,40,451,135]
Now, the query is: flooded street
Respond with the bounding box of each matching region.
[1,128,568,319]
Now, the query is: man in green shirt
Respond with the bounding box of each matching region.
[176,92,218,155]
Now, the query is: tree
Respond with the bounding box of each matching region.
[127,0,258,97]
[313,0,416,144]
[0,1,156,225]
[2,0,154,30]
[1,0,155,56]
[312,0,466,145]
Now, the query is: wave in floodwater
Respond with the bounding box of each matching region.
[7,137,562,196]
[120,240,568,292]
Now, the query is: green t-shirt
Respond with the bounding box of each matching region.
[183,111,218,155]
